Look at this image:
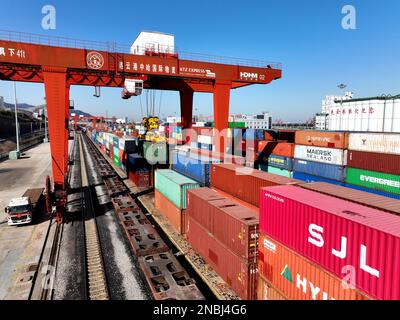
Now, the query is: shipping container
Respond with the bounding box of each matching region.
[172,150,220,187]
[278,130,296,143]
[155,169,200,209]
[293,171,345,186]
[347,150,400,175]
[143,141,168,165]
[345,183,400,200]
[187,188,259,259]
[299,182,400,216]
[258,233,370,300]
[348,133,400,155]
[265,154,293,170]
[346,167,400,195]
[259,185,400,300]
[258,141,295,158]
[294,145,347,166]
[210,164,301,207]
[155,190,186,234]
[113,146,120,167]
[211,187,259,214]
[293,159,346,182]
[187,216,257,300]
[257,275,287,300]
[295,131,348,149]
[263,166,293,178]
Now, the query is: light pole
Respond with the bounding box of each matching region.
[13,81,20,154]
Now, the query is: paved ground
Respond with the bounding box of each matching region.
[0,142,52,299]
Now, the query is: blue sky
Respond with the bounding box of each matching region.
[0,0,399,121]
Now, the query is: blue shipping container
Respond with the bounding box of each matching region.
[267,154,293,170]
[293,171,345,186]
[172,150,220,186]
[243,129,264,141]
[293,159,346,182]
[345,183,400,200]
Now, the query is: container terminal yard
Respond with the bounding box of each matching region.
[0,3,400,310]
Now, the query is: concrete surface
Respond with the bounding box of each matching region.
[0,142,52,300]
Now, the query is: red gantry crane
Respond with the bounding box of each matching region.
[0,30,282,221]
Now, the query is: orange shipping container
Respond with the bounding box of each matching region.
[258,141,294,157]
[257,275,287,300]
[295,130,348,149]
[258,233,370,300]
[155,190,187,234]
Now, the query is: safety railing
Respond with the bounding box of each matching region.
[0,30,282,69]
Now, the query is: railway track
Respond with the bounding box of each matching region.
[81,131,205,300]
[78,133,110,300]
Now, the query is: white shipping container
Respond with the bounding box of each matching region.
[294,145,347,166]
[119,138,125,150]
[328,98,400,132]
[130,31,174,56]
[348,133,400,155]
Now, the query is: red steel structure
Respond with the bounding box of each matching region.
[71,115,117,130]
[0,30,281,219]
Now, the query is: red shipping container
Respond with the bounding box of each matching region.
[258,141,295,157]
[257,275,287,300]
[258,233,370,300]
[155,190,187,234]
[347,150,400,175]
[210,164,301,207]
[295,130,348,149]
[211,187,258,214]
[187,188,259,259]
[187,216,257,300]
[259,185,400,300]
[299,182,400,216]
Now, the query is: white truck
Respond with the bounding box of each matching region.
[4,188,44,226]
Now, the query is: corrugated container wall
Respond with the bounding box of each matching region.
[210,164,301,207]
[294,145,347,166]
[258,141,295,158]
[155,169,200,209]
[293,171,345,186]
[293,159,346,182]
[265,166,293,178]
[299,182,400,216]
[187,216,257,300]
[187,188,259,259]
[155,190,186,234]
[257,276,287,300]
[258,233,370,300]
[295,131,348,149]
[346,167,400,195]
[347,150,400,175]
[348,133,400,155]
[345,183,400,200]
[259,185,400,300]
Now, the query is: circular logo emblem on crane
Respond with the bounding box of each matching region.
[86,51,104,69]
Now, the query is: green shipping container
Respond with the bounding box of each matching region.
[143,141,168,165]
[260,164,293,178]
[155,169,200,209]
[346,167,400,195]
[114,154,121,167]
[210,122,246,128]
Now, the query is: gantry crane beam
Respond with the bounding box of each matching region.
[0,31,281,221]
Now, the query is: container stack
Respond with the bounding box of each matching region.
[258,185,400,300]
[154,169,200,234]
[257,141,295,177]
[210,163,301,210]
[345,133,400,199]
[186,188,259,300]
[292,131,348,185]
[172,149,221,187]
